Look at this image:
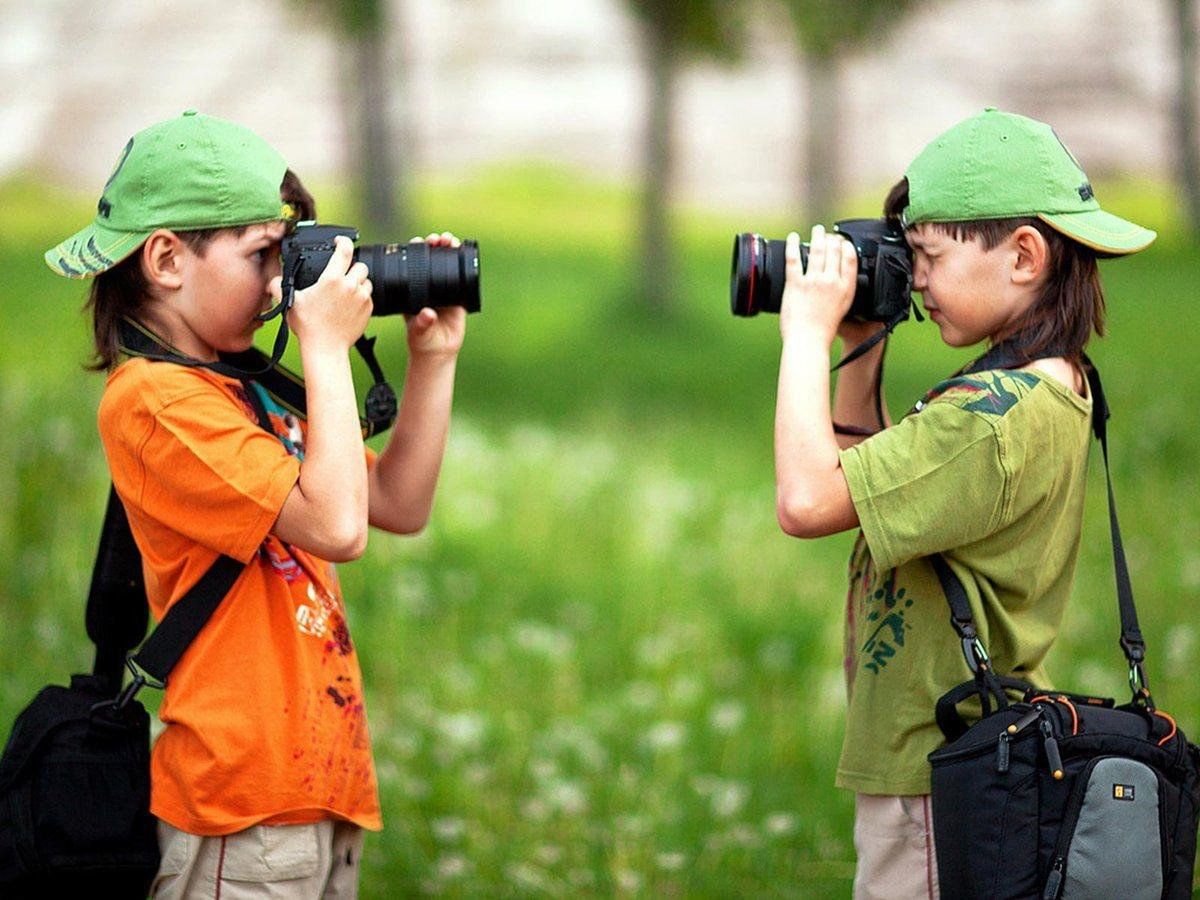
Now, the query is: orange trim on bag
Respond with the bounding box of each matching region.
[1055,695,1079,735]
[1154,710,1178,747]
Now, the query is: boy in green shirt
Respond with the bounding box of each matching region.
[771,108,1154,898]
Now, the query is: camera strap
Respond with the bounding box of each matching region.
[830,305,915,374]
[117,317,398,438]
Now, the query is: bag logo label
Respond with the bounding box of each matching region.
[1113,784,1135,801]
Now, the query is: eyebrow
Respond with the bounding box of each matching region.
[246,228,285,247]
[906,232,939,252]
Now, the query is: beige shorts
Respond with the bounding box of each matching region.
[151,818,364,899]
[853,793,939,900]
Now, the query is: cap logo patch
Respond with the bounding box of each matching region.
[1078,183,1094,202]
[98,137,134,220]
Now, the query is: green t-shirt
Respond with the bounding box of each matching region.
[836,367,1092,795]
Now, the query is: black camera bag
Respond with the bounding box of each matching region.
[926,352,1200,898]
[0,487,244,897]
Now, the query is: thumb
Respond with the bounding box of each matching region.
[267,275,282,302]
[320,235,355,280]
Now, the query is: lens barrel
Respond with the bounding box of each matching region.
[286,224,481,318]
[356,240,481,317]
[730,233,807,317]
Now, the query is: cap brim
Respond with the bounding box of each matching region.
[44,220,150,279]
[1038,209,1156,256]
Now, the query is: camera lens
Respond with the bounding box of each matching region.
[730,233,795,317]
[356,240,481,317]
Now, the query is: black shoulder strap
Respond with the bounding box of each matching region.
[86,489,245,704]
[930,340,1151,708]
[86,485,149,693]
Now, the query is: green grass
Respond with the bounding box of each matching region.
[1,166,1197,896]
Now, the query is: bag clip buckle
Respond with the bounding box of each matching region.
[113,657,166,711]
[962,636,990,674]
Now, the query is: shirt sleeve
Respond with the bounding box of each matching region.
[113,381,300,563]
[838,402,1012,571]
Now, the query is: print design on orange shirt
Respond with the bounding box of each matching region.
[242,381,362,711]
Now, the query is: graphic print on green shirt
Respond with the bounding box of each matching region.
[917,369,1041,418]
[857,565,914,675]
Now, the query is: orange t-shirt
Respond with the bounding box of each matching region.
[98,358,382,836]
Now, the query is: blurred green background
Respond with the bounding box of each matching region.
[1,168,1197,896]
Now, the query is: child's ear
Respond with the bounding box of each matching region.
[141,229,186,291]
[1010,225,1049,287]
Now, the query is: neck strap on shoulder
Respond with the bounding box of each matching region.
[116,317,397,438]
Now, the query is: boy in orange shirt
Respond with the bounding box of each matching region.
[45,110,465,897]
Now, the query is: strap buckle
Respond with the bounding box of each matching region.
[115,656,165,710]
[1128,660,1151,696]
[1119,634,1146,663]
[962,635,991,675]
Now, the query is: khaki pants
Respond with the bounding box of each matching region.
[853,793,939,900]
[151,819,364,899]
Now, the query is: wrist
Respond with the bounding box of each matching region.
[407,344,461,368]
[781,321,835,351]
[298,337,353,372]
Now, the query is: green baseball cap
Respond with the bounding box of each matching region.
[45,110,291,278]
[902,108,1155,255]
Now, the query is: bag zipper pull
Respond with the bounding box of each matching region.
[1007,705,1043,736]
[996,731,1011,773]
[1042,856,1064,899]
[1040,719,1064,780]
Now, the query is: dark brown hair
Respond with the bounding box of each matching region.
[84,169,316,371]
[884,178,1105,363]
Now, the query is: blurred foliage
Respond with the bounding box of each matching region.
[1,168,1196,895]
[779,0,925,58]
[621,0,746,62]
[294,0,384,36]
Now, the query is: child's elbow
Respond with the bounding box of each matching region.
[389,514,429,536]
[776,493,826,539]
[322,520,369,562]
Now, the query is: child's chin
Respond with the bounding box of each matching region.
[939,327,975,348]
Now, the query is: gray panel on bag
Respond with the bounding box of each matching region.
[1062,758,1162,899]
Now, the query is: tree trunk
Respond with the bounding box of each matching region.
[638,14,677,316]
[1175,0,1200,234]
[801,50,840,227]
[353,12,408,239]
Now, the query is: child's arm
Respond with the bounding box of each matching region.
[273,237,373,560]
[775,226,861,538]
[366,232,466,535]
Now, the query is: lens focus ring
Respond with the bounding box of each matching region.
[406,244,430,312]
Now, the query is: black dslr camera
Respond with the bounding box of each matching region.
[281,222,481,316]
[730,218,913,323]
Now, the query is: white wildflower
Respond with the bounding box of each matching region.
[709,700,745,734]
[643,720,687,751]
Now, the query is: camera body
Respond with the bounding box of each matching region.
[730,218,912,323]
[281,222,481,317]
